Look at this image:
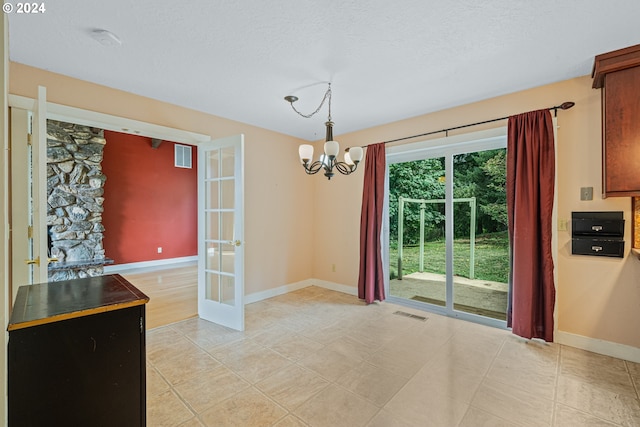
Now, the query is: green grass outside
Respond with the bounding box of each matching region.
[389,231,509,283]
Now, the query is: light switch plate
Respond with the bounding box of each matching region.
[580,187,593,201]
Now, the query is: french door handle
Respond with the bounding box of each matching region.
[25,257,59,266]
[227,240,242,247]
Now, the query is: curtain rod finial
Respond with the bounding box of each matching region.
[560,102,575,110]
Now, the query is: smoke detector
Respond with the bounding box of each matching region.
[90,29,122,47]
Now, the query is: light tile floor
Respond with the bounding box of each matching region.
[146,286,640,427]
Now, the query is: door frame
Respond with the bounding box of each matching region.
[7,94,217,311]
[384,126,509,329]
[9,95,211,145]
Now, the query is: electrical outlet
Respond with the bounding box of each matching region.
[558,219,568,231]
[157,247,162,254]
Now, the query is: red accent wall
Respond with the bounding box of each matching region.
[102,131,197,265]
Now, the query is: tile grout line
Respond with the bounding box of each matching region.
[148,322,253,426]
[551,343,563,426]
[555,345,633,427]
[152,325,215,425]
[462,332,513,425]
[352,313,432,427]
[624,360,640,402]
[147,363,200,426]
[154,323,297,427]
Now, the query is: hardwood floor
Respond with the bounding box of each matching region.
[122,264,197,329]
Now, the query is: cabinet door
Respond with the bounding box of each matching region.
[8,306,146,426]
[603,66,640,197]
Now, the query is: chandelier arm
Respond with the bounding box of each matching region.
[334,161,356,175]
[288,84,332,120]
[303,160,324,175]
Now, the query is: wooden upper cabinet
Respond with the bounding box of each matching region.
[593,44,640,198]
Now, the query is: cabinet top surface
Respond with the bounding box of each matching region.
[8,274,149,331]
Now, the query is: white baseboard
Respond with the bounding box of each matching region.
[244,279,314,304]
[104,256,197,274]
[312,279,358,296]
[555,330,640,363]
[243,279,358,304]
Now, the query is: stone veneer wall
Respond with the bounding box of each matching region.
[47,120,107,281]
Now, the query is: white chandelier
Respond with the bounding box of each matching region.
[285,83,363,180]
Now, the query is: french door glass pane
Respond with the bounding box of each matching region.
[221,275,235,306]
[207,150,220,178]
[221,212,234,242]
[220,243,235,274]
[206,181,219,208]
[206,213,219,240]
[206,242,220,271]
[221,179,234,209]
[206,272,220,301]
[221,146,235,177]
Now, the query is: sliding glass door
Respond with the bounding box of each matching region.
[386,130,508,327]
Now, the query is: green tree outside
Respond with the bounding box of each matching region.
[389,148,508,283]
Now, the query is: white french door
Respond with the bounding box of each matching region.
[197,134,245,331]
[9,87,48,303]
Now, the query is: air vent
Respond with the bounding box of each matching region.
[175,144,192,169]
[393,311,427,321]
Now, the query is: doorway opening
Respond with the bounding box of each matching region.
[8,93,219,330]
[385,130,508,327]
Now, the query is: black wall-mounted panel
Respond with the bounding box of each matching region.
[571,238,625,257]
[572,219,624,237]
[571,211,624,258]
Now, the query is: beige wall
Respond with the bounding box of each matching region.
[9,63,640,350]
[313,75,640,349]
[9,62,314,297]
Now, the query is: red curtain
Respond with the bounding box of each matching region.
[506,109,555,342]
[358,143,386,303]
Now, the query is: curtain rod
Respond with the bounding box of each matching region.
[363,101,575,148]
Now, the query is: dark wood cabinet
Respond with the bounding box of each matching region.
[7,274,149,427]
[592,44,640,198]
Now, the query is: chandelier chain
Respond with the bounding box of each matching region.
[289,83,332,121]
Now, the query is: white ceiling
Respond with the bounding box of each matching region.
[7,1,640,141]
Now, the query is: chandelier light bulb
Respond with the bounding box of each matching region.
[344,151,353,165]
[299,144,314,163]
[324,140,339,158]
[347,146,363,163]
